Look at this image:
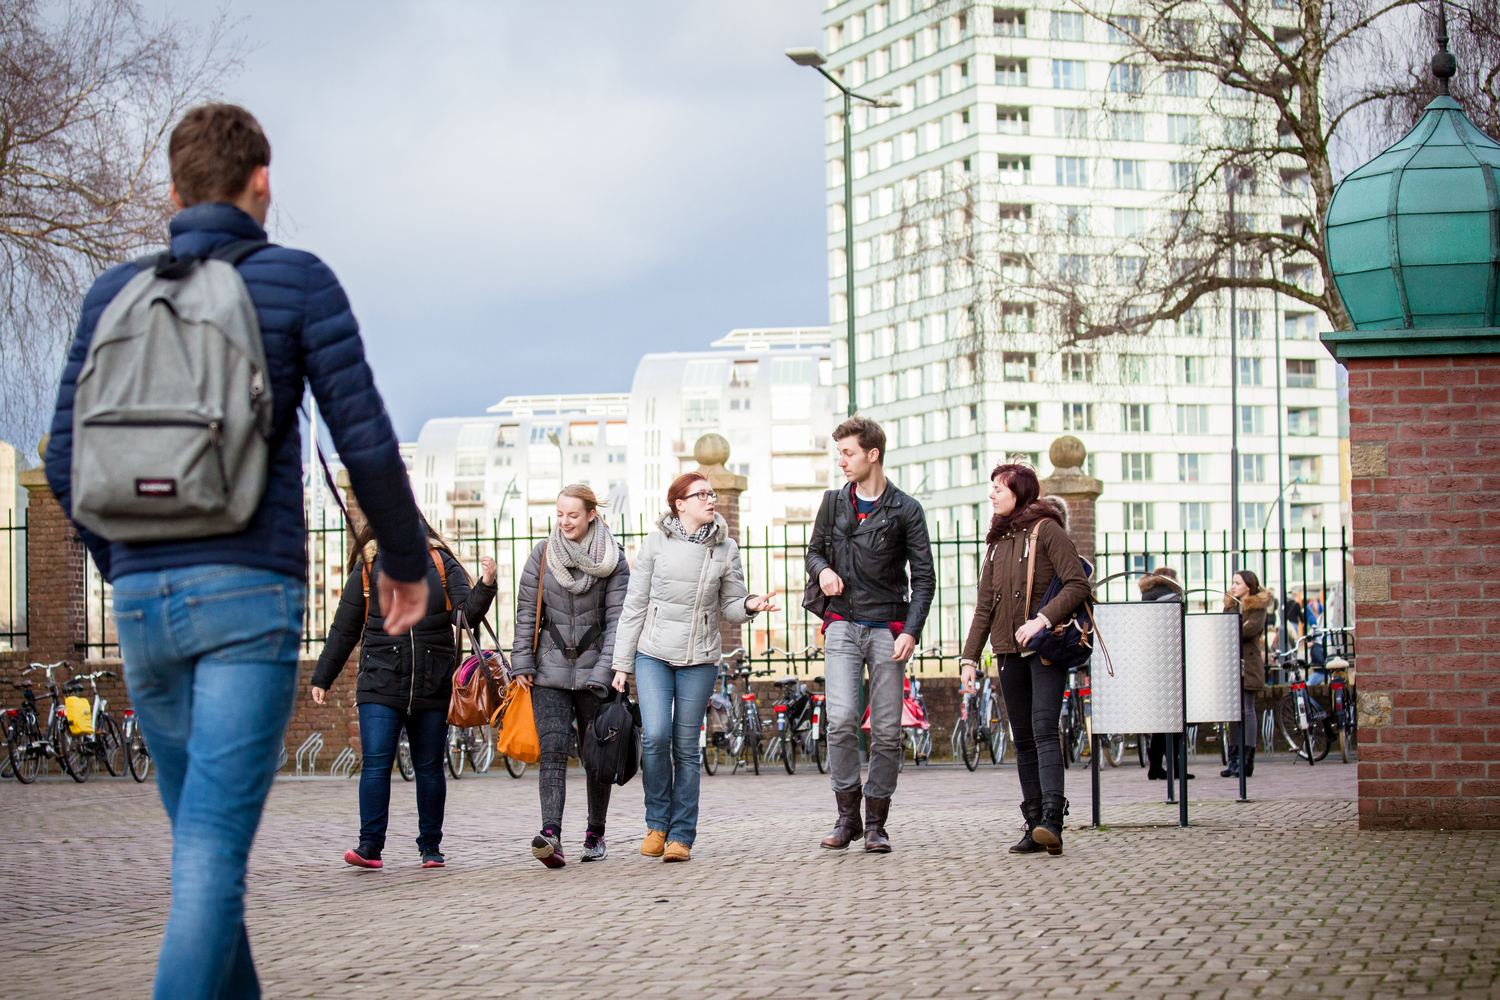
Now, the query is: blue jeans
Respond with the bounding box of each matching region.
[634,654,717,846]
[357,703,447,853]
[111,565,304,1000]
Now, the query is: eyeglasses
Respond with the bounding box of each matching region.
[686,490,718,502]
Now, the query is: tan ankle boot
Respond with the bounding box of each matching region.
[663,841,691,862]
[640,830,666,857]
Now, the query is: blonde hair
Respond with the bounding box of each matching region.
[558,483,608,515]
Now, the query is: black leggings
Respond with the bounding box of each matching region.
[996,653,1067,802]
[531,685,612,836]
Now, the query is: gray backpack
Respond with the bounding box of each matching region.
[71,240,276,542]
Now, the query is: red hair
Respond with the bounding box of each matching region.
[665,473,709,517]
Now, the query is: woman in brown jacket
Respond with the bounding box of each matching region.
[1221,570,1272,778]
[961,464,1090,856]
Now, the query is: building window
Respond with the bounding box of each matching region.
[996,58,1028,86]
[996,106,1029,135]
[1005,403,1038,433]
[1050,10,1085,39]
[1237,357,1263,386]
[683,398,720,424]
[1175,404,1207,434]
[1164,69,1197,96]
[772,357,818,383]
[1289,504,1323,530]
[1167,114,1199,144]
[1178,453,1202,483]
[1180,502,1210,531]
[1110,111,1145,141]
[1287,359,1316,388]
[1175,355,1205,384]
[1002,352,1036,382]
[1123,502,1154,530]
[455,455,486,477]
[1108,64,1143,93]
[1052,59,1085,90]
[1120,354,1149,384]
[1114,207,1145,236]
[1055,107,1088,137]
[1240,405,1265,434]
[682,359,727,387]
[1115,255,1145,283]
[1001,303,1035,333]
[1122,453,1153,481]
[1114,159,1144,189]
[997,156,1031,185]
[1062,353,1094,382]
[994,9,1026,36]
[1236,308,1262,338]
[1285,313,1317,340]
[1122,403,1152,433]
[1177,308,1205,337]
[1107,15,1141,43]
[1058,254,1089,283]
[1056,156,1088,187]
[1058,204,1088,235]
[1289,455,1321,483]
[1240,453,1266,483]
[1063,402,1095,431]
[1239,502,1268,529]
[1287,407,1318,436]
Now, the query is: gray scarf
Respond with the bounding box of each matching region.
[666,515,714,545]
[546,518,620,595]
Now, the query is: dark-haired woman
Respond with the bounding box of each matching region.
[960,464,1090,856]
[311,520,496,869]
[512,484,629,868]
[1221,570,1271,778]
[612,473,779,862]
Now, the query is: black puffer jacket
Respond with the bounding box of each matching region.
[312,544,497,713]
[805,482,936,639]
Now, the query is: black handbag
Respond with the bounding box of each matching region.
[581,688,642,786]
[1022,523,1108,674]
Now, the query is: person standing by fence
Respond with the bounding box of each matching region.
[960,464,1089,856]
[43,104,432,999]
[612,473,778,862]
[511,485,629,868]
[1221,570,1271,779]
[807,417,935,854]
[310,519,496,870]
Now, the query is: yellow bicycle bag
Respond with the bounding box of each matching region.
[65,696,94,735]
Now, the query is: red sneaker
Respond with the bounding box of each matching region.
[344,844,383,869]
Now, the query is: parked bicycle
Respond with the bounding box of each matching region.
[702,648,749,775]
[1274,626,1355,765]
[446,724,495,778]
[867,671,932,768]
[72,670,125,777]
[395,728,414,781]
[122,707,151,782]
[766,668,825,775]
[6,661,86,783]
[1059,666,1089,768]
[1273,633,1331,764]
[953,665,1008,770]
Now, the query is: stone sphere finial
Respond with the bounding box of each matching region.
[1049,435,1086,470]
[37,434,50,460]
[693,433,731,467]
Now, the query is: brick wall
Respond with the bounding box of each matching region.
[1346,354,1500,830]
[19,473,86,663]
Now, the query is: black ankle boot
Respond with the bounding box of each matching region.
[820,789,864,850]
[1243,747,1256,777]
[863,796,891,853]
[1220,747,1240,778]
[1010,798,1044,854]
[1031,792,1068,856]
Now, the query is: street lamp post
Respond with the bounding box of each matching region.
[786,47,901,418]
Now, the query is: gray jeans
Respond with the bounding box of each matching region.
[824,621,904,799]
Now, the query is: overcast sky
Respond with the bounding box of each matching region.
[153,1,830,440]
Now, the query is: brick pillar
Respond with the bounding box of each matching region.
[333,469,367,537]
[1038,435,1103,563]
[18,439,87,662]
[1343,354,1500,830]
[692,433,750,655]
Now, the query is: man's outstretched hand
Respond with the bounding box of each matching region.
[378,572,430,635]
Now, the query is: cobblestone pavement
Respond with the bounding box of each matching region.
[3,753,1497,999]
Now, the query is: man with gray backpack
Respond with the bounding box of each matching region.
[44,103,429,1000]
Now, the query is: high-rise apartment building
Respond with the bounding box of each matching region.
[819,0,1342,546]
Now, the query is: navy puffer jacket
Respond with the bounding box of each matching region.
[44,202,427,584]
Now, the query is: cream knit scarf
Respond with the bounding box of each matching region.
[546,518,619,594]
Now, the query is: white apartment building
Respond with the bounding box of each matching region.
[819,0,1343,551]
[628,328,836,538]
[410,393,631,534]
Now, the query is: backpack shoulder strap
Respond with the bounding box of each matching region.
[207,239,273,266]
[1024,523,1042,619]
[361,562,371,627]
[431,550,451,612]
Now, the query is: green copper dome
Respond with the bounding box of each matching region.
[1325,96,1500,331]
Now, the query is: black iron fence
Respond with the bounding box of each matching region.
[1,512,23,651]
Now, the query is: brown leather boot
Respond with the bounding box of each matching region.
[863,796,891,853]
[820,789,864,849]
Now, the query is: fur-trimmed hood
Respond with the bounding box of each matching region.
[1138,573,1183,600]
[987,494,1069,543]
[361,534,446,566]
[1225,589,1275,613]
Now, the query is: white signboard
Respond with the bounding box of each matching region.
[1090,602,1184,734]
[1184,613,1243,724]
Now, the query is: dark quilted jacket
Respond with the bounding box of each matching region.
[43,202,427,584]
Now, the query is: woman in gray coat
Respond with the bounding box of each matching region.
[512,485,629,868]
[612,473,779,862]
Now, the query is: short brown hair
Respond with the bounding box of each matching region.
[832,416,886,465]
[666,473,710,517]
[168,104,272,207]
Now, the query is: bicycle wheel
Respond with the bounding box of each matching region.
[990,722,1009,765]
[95,713,125,777]
[1059,722,1072,770]
[703,742,719,775]
[750,734,761,775]
[1137,734,1148,768]
[396,733,414,782]
[780,732,796,774]
[957,719,979,771]
[468,726,495,773]
[1105,733,1125,767]
[58,726,89,782]
[125,725,151,782]
[8,712,40,784]
[503,754,527,778]
[445,726,465,778]
[814,736,827,774]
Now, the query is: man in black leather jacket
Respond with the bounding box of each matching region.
[805,417,935,853]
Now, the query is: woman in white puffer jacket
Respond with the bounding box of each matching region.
[612,473,778,862]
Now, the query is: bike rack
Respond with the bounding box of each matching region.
[329,746,358,779]
[295,732,324,776]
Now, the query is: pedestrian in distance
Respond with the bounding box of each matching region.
[310,519,497,870]
[611,473,779,862]
[960,464,1090,856]
[511,485,630,868]
[1138,569,1191,782]
[44,103,433,1000]
[1221,570,1272,779]
[806,417,936,854]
